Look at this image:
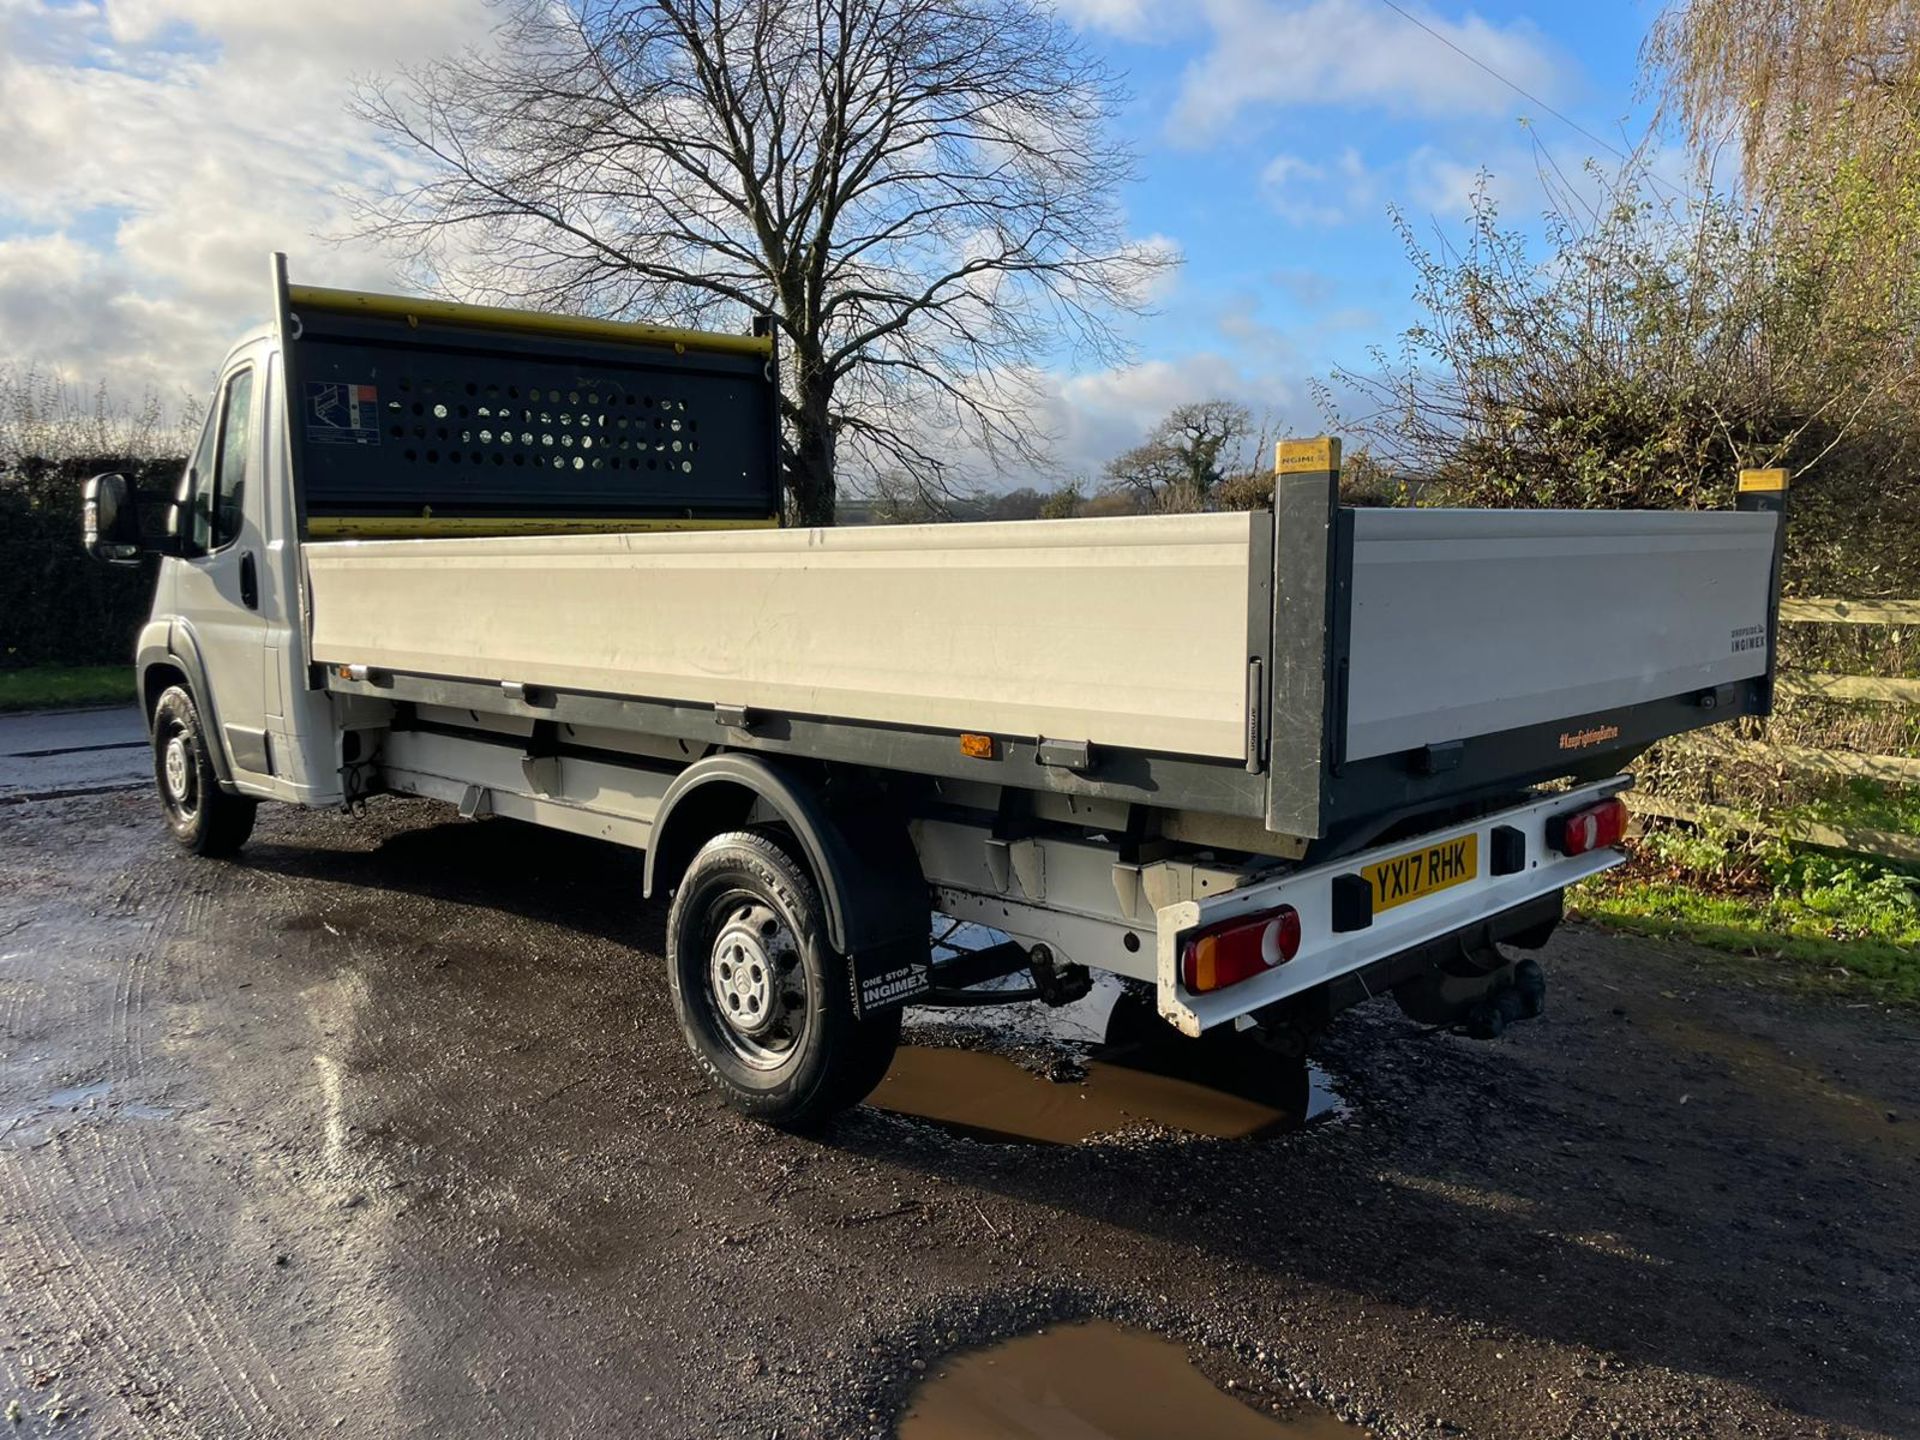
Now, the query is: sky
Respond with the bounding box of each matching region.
[0,0,1691,484]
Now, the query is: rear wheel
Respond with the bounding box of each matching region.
[151,685,257,857]
[666,828,901,1127]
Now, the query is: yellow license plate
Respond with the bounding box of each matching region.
[1362,834,1479,913]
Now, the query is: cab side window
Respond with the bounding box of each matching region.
[212,368,255,550]
[184,367,255,555]
[183,401,220,554]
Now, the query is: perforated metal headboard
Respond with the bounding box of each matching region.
[278,278,781,538]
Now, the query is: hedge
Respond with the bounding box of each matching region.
[1,455,181,669]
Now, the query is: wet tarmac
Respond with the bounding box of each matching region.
[0,705,147,800]
[3,789,1918,1438]
[897,1321,1365,1439]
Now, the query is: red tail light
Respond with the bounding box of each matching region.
[1549,796,1628,857]
[1181,907,1302,993]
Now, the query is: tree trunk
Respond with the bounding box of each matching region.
[786,371,837,527]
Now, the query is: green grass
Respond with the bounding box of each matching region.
[1575,879,1920,1008]
[1573,820,1920,1008]
[0,664,137,712]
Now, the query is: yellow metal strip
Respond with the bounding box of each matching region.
[305,515,779,539]
[1738,467,1789,493]
[1275,436,1341,475]
[286,284,774,360]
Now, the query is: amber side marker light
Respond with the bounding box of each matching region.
[959,732,996,760]
[1181,907,1302,993]
[1547,796,1629,857]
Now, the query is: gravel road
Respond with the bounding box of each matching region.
[1,744,1915,1437]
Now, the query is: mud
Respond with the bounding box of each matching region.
[897,1321,1363,1438]
[1,789,1917,1439]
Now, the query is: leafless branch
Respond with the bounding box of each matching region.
[348,0,1174,522]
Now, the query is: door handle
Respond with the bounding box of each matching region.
[239,551,259,610]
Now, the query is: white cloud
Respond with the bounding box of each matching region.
[103,0,485,69]
[1401,132,1684,224]
[1048,0,1169,41]
[1167,0,1562,141]
[0,0,1204,481]
[1260,146,1375,225]
[3,2,1388,495]
[0,0,487,399]
[1406,145,1531,219]
[0,232,188,380]
[1023,352,1315,480]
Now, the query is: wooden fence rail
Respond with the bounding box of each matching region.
[1628,790,1920,865]
[1777,672,1920,704]
[1778,598,1920,626]
[1630,596,1919,863]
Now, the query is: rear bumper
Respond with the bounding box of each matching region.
[1156,776,1630,1035]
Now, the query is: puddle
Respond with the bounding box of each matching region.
[1,1079,174,1143]
[867,1045,1337,1144]
[883,918,1343,1144]
[896,1320,1365,1439]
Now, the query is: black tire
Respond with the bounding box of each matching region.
[666,828,901,1127]
[151,685,257,857]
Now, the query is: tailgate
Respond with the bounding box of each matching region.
[1343,508,1776,761]
[1264,457,1782,852]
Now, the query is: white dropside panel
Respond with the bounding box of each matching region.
[1344,509,1776,762]
[306,513,1259,761]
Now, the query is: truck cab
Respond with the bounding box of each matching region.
[120,329,333,828]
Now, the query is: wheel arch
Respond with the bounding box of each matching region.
[137,622,234,786]
[644,754,928,990]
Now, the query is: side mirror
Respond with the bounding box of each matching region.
[82,472,144,566]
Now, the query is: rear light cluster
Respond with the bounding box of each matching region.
[1549,796,1629,857]
[1180,906,1301,993]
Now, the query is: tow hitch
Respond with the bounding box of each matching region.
[1460,955,1546,1039]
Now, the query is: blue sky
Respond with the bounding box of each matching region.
[1022,0,1689,475]
[0,0,1687,481]
[1109,2,1652,359]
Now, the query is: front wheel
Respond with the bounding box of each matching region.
[666,828,901,1128]
[151,685,257,856]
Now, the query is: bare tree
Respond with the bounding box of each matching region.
[352,0,1171,525]
[0,367,191,474]
[1100,399,1253,513]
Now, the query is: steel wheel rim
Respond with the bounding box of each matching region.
[158,723,199,819]
[703,892,805,1070]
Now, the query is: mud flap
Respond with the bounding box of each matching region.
[835,804,934,1018]
[851,942,933,1017]
[767,794,932,1018]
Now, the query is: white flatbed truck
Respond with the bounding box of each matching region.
[83,256,1789,1125]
